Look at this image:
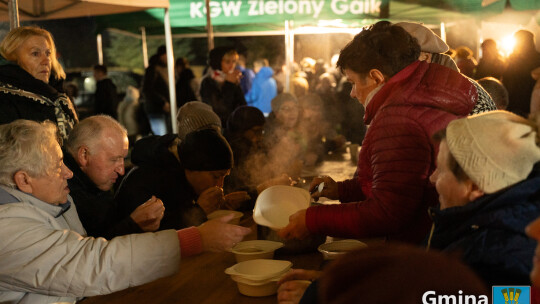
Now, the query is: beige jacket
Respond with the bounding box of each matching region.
[0,185,180,304]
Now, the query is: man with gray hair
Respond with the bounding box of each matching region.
[0,119,250,303]
[64,115,164,239]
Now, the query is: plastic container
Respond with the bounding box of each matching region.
[253,185,311,230]
[231,240,284,262]
[230,276,280,297]
[225,259,292,297]
[225,259,292,281]
[318,239,368,260]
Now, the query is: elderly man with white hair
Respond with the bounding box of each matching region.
[0,119,250,304]
[64,115,164,239]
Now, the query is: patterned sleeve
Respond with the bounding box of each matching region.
[468,78,497,115]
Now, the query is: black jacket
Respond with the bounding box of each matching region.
[199,74,246,126]
[0,57,77,140]
[115,134,207,230]
[64,151,143,239]
[427,165,540,286]
[94,78,118,118]
[176,68,197,108]
[142,60,169,114]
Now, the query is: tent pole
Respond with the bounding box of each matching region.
[164,7,178,134]
[440,22,446,42]
[205,0,214,50]
[97,34,103,65]
[9,0,19,30]
[284,20,294,93]
[141,27,149,68]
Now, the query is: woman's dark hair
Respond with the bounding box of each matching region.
[336,21,420,78]
[208,46,237,71]
[432,129,468,181]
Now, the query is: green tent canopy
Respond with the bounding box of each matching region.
[96,0,388,36]
[96,0,540,37]
[96,0,489,36]
[416,0,540,12]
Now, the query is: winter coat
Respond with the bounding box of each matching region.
[0,185,179,304]
[245,66,277,114]
[115,134,207,230]
[238,65,255,95]
[502,49,540,117]
[176,68,198,108]
[142,60,169,115]
[468,77,497,114]
[94,78,118,118]
[427,166,540,286]
[64,151,143,239]
[199,69,246,126]
[456,57,477,78]
[117,97,140,137]
[305,61,476,243]
[474,55,505,80]
[0,56,77,141]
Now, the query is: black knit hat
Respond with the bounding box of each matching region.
[178,129,233,171]
[226,106,266,134]
[208,46,236,71]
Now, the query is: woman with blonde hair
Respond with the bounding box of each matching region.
[0,26,78,141]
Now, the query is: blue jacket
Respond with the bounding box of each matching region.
[427,166,540,286]
[245,67,277,114]
[238,66,255,95]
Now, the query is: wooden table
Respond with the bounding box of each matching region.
[81,216,325,304]
[82,151,359,304]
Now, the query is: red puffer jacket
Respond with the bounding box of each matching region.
[306,61,477,243]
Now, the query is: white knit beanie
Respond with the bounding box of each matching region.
[176,101,222,140]
[446,110,540,194]
[396,22,449,54]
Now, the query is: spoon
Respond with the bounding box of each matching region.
[310,182,325,195]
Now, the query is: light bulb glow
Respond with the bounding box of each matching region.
[500,35,516,57]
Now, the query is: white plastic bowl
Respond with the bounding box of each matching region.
[318,239,368,260]
[207,210,243,225]
[231,240,284,263]
[225,259,292,297]
[225,259,292,282]
[253,185,311,230]
[230,276,280,297]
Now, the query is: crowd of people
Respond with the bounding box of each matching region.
[0,21,540,304]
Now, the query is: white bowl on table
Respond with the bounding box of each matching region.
[318,239,368,260]
[231,240,284,263]
[225,259,292,297]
